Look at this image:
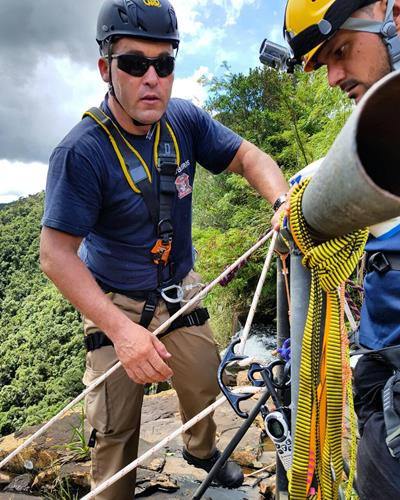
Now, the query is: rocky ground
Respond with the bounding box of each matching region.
[0,388,278,499]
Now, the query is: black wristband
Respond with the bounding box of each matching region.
[273,193,287,212]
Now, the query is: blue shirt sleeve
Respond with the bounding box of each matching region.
[169,99,243,174]
[42,146,103,236]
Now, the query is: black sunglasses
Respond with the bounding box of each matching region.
[111,53,175,78]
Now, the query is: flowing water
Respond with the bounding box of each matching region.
[222,323,278,364]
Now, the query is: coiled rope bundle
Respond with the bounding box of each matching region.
[288,178,368,500]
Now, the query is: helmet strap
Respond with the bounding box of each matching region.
[107,42,115,96]
[341,0,400,70]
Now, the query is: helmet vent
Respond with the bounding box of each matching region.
[137,21,148,33]
[168,7,178,32]
[118,9,129,24]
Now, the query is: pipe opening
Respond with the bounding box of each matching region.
[357,72,400,196]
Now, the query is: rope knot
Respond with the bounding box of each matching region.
[289,178,368,290]
[302,233,367,292]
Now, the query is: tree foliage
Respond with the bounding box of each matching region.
[0,195,83,436]
[193,65,352,339]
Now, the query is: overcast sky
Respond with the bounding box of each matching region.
[0,0,286,203]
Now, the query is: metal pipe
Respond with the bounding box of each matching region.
[302,70,400,239]
[289,249,311,437]
[275,256,291,498]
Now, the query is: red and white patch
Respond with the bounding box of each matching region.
[175,173,193,199]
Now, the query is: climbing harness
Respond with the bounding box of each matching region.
[366,251,400,273]
[288,178,368,500]
[84,106,179,280]
[0,231,274,472]
[83,107,208,340]
[349,249,400,460]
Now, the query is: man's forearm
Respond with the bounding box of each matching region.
[228,140,288,205]
[40,226,173,383]
[240,146,288,204]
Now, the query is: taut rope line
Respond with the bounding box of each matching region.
[81,388,265,500]
[238,231,278,354]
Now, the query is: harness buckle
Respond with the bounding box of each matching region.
[159,159,177,176]
[367,252,391,273]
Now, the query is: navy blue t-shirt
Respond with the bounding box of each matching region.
[359,226,400,349]
[42,97,242,291]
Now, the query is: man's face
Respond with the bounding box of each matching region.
[108,37,174,125]
[316,28,391,103]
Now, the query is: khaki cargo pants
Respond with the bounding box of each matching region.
[83,270,221,500]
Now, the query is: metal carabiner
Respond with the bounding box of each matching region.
[160,284,184,303]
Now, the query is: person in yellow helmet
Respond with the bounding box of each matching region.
[285,0,400,99]
[282,0,400,498]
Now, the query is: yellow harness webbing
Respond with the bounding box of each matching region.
[83,108,180,193]
[288,178,368,500]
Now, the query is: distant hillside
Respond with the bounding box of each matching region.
[0,193,84,436]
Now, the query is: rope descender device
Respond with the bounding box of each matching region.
[151,237,172,266]
[217,338,292,469]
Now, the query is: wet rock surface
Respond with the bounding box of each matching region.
[0,389,277,498]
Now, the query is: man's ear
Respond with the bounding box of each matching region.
[98,57,110,83]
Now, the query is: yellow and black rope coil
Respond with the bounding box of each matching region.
[288,178,368,500]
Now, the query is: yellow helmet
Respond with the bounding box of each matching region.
[284,0,375,71]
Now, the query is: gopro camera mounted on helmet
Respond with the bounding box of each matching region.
[259,38,299,73]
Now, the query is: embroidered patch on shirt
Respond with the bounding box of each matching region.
[175,173,193,199]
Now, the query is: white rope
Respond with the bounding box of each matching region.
[244,463,274,478]
[81,387,265,500]
[0,230,273,471]
[0,362,121,471]
[344,296,358,333]
[238,231,278,355]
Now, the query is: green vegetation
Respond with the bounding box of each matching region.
[193,65,351,343]
[53,406,90,461]
[0,194,83,436]
[0,66,350,437]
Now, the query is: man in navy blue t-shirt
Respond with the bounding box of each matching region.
[40,1,288,498]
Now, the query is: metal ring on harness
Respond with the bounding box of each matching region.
[161,284,184,303]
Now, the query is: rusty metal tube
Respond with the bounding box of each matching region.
[302,70,400,239]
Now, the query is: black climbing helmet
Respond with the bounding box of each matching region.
[96,0,180,50]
